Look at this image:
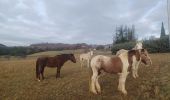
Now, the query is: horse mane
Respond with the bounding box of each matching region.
[54,54,74,61]
[127,49,141,71]
[128,50,141,60]
[55,53,73,57]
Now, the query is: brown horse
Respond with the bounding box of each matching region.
[36,54,76,81]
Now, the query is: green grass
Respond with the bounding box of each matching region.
[0,51,170,100]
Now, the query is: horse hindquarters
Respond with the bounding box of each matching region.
[90,56,101,94]
[90,68,98,94]
[36,59,46,81]
[36,60,41,81]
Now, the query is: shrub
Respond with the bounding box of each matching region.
[111,42,136,54]
[111,37,170,54]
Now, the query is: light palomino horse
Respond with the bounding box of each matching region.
[116,41,144,78]
[90,49,152,95]
[80,50,93,68]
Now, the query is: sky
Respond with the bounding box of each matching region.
[0,0,169,46]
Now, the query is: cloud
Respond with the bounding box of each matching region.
[0,0,168,46]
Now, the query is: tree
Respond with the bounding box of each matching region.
[113,25,137,44]
[160,22,166,38]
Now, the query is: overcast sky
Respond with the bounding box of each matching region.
[0,0,169,46]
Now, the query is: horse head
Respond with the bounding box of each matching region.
[69,54,76,63]
[90,50,93,56]
[134,41,143,50]
[140,49,152,66]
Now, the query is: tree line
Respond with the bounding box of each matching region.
[114,25,136,44]
[0,46,42,57]
[112,23,170,54]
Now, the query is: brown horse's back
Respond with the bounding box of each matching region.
[46,56,61,67]
[37,55,67,68]
[36,56,59,68]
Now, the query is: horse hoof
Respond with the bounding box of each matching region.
[56,76,61,79]
[136,74,139,78]
[37,79,41,82]
[97,91,101,94]
[133,75,137,79]
[122,90,127,95]
[91,91,98,95]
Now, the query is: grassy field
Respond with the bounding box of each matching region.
[0,50,170,100]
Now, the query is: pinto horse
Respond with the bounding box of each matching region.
[90,49,152,95]
[36,54,76,81]
[116,41,144,78]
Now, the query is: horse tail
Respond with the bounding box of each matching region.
[36,59,39,79]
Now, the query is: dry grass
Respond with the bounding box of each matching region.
[0,51,170,100]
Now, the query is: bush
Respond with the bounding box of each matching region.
[111,37,170,54]
[111,42,136,54]
[96,45,105,50]
[143,37,170,53]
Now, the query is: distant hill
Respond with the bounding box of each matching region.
[29,43,92,50]
[0,44,6,48]
[29,43,111,50]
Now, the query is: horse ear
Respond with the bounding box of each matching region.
[141,48,145,52]
[138,40,143,43]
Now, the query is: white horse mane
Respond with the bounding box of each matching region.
[132,41,143,50]
[116,41,143,56]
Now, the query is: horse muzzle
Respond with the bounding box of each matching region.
[146,59,152,67]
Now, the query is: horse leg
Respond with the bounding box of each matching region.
[80,61,82,68]
[56,67,61,78]
[118,72,129,95]
[87,59,90,68]
[41,66,45,80]
[132,63,137,79]
[118,73,122,91]
[80,60,83,68]
[37,65,42,81]
[90,68,98,94]
[36,62,40,81]
[95,71,101,94]
[135,62,140,78]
